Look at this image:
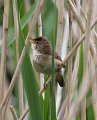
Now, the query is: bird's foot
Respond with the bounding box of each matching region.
[43,82,47,89]
[62,63,67,68]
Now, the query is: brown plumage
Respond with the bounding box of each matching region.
[30,36,65,87]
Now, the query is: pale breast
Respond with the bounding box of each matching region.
[33,55,52,74]
[32,49,62,74]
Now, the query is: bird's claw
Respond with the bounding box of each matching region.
[43,82,47,89]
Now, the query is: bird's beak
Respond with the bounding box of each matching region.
[29,37,37,44]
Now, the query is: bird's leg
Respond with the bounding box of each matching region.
[43,82,47,89]
[43,75,50,89]
[62,63,67,68]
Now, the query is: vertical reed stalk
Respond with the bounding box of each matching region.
[56,0,64,114]
[67,0,72,119]
[91,56,97,120]
[56,0,64,55]
[38,14,42,36]
[81,1,93,120]
[12,0,24,115]
[71,50,79,92]
[91,0,97,118]
[0,0,10,119]
[37,14,44,91]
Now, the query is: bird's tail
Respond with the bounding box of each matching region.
[55,71,65,87]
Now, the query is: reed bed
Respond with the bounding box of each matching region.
[0,0,97,120]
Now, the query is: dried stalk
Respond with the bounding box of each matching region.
[57,97,67,120]
[0,0,10,119]
[68,0,97,66]
[39,78,51,95]
[0,0,10,102]
[2,94,10,119]
[71,50,79,92]
[66,0,72,119]
[37,14,45,91]
[56,0,64,55]
[68,0,93,119]
[69,1,80,97]
[81,1,93,119]
[61,17,97,66]
[66,50,79,118]
[70,54,93,119]
[90,1,97,118]
[91,0,97,119]
[80,96,86,120]
[80,5,97,40]
[38,14,42,36]
[68,67,91,119]
[68,0,85,32]
[56,0,64,114]
[10,106,18,120]
[19,107,29,120]
[0,0,45,111]
[79,4,97,70]
[91,56,97,120]
[12,0,24,115]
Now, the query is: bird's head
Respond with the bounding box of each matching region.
[29,36,52,54]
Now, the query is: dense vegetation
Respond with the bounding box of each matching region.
[0,0,97,120]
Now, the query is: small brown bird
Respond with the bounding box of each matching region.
[30,36,65,87]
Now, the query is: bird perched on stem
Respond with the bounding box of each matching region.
[29,36,65,87]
